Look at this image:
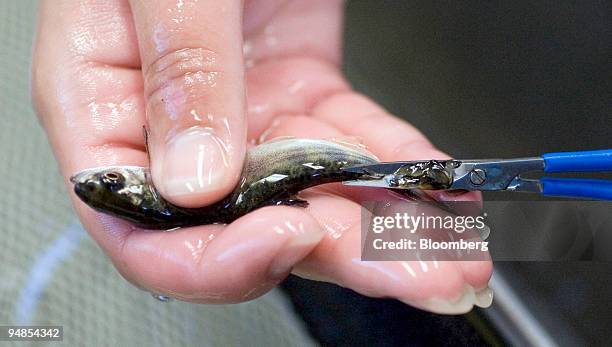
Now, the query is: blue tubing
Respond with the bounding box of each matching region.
[543,149,612,173]
[541,177,612,200]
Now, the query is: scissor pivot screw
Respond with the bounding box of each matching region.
[470,169,487,185]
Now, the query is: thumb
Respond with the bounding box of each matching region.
[129,0,246,207]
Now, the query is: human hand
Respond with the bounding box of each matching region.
[33,0,492,313]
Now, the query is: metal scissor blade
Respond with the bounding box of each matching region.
[342,178,396,188]
[342,161,432,189]
[341,161,423,176]
[344,157,547,192]
[448,157,545,191]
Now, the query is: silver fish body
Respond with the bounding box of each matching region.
[71,138,379,229]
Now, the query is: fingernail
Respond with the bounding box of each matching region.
[474,286,494,308]
[407,285,479,315]
[162,126,229,198]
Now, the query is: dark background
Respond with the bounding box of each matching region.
[284,1,610,346]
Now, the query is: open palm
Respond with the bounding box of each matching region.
[33,0,491,313]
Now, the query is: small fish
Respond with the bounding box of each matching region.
[71,138,382,230]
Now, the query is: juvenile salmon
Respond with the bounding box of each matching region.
[71,138,380,229]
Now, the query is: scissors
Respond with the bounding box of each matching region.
[342,149,612,200]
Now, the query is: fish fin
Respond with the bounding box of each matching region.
[326,136,379,160]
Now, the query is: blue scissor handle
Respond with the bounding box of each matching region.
[541,177,612,200]
[543,149,612,173]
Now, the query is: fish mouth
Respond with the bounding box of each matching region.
[73,182,90,203]
[70,171,87,184]
[69,173,81,184]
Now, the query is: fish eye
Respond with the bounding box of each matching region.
[102,171,123,185]
[104,172,120,181]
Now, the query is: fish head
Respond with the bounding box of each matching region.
[70,166,152,217]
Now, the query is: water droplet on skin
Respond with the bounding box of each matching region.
[184,70,218,87]
[152,294,173,302]
[323,218,353,240]
[86,99,134,132]
[415,252,429,272]
[249,103,269,116]
[263,24,279,47]
[88,143,121,166]
[211,136,231,167]
[153,23,170,54]
[400,261,418,278]
[241,282,269,300]
[265,36,278,47]
[243,40,253,57]
[432,256,440,269]
[166,0,196,24]
[257,118,281,144]
[221,117,231,137]
[351,258,402,282]
[184,239,205,260]
[287,80,305,95]
[190,109,202,121]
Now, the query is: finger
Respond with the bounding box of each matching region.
[311,92,483,204]
[128,0,247,207]
[310,93,490,289]
[245,57,349,141]
[33,0,329,305]
[250,114,492,312]
[241,0,349,142]
[312,93,439,160]
[297,192,493,314]
[257,114,343,143]
[243,0,345,66]
[33,0,145,173]
[111,206,325,303]
[32,0,153,275]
